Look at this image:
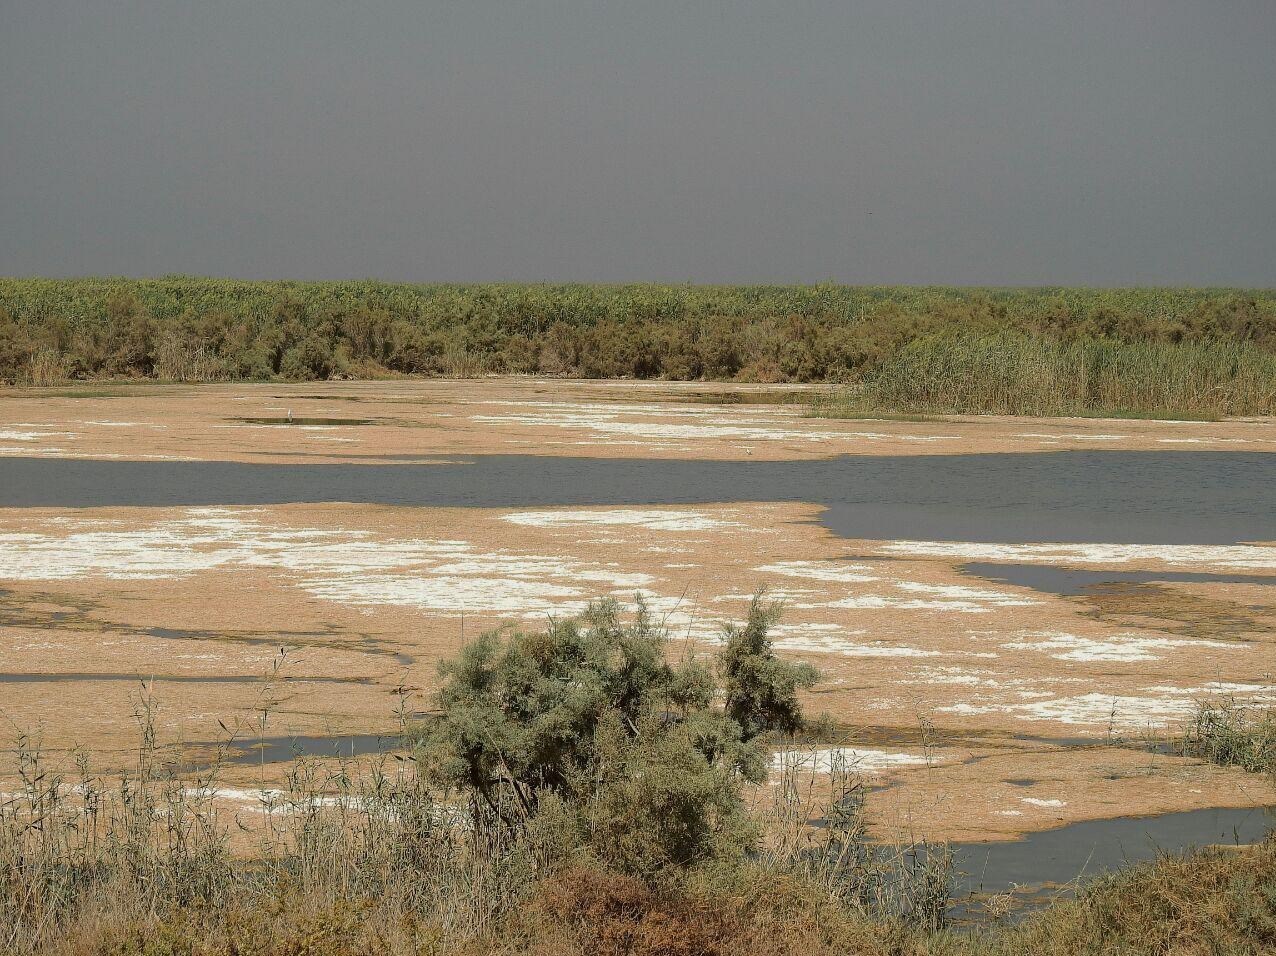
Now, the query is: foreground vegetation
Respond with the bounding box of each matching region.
[2,278,1275,414]
[5,600,1276,954]
[9,841,1274,956]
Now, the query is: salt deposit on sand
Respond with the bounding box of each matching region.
[770,747,933,774]
[747,561,1037,613]
[0,509,658,620]
[769,624,941,659]
[803,592,1034,613]
[470,403,959,445]
[1002,631,1236,663]
[935,688,1268,728]
[754,560,878,583]
[1015,433,1128,441]
[880,540,1276,571]
[503,509,740,532]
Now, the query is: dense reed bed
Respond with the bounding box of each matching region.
[1,279,1274,393]
[813,333,1276,417]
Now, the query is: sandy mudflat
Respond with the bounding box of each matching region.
[1,378,1274,843]
[2,378,1274,462]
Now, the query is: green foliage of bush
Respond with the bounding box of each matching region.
[416,596,816,878]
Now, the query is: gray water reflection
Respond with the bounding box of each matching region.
[950,804,1276,920]
[2,452,1274,544]
[213,734,399,767]
[961,562,1276,596]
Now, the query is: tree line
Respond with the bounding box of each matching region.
[2,277,1274,384]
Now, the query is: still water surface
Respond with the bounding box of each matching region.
[2,451,1273,544]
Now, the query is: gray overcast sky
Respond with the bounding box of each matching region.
[2,1,1274,285]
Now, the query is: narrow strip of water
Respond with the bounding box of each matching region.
[1,452,1273,544]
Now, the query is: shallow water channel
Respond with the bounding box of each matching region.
[2,451,1274,543]
[949,803,1276,921]
[959,562,1276,596]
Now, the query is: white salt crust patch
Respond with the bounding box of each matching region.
[769,624,940,659]
[734,559,1041,612]
[748,569,1035,612]
[904,665,1061,690]
[748,561,1037,613]
[770,747,932,774]
[468,403,959,445]
[755,561,878,583]
[880,540,1276,571]
[712,589,822,603]
[1002,631,1235,663]
[0,509,744,641]
[1015,433,1128,441]
[181,788,386,815]
[469,400,765,416]
[502,510,741,532]
[1021,797,1066,808]
[768,622,847,636]
[0,427,80,454]
[471,412,846,443]
[0,509,687,622]
[1144,681,1276,700]
[1157,438,1257,445]
[0,784,309,810]
[305,575,592,616]
[798,593,1034,614]
[934,688,1275,728]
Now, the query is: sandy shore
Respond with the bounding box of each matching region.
[2,378,1274,462]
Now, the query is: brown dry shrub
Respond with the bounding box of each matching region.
[26,348,68,386]
[517,866,865,956]
[527,867,745,956]
[37,895,427,956]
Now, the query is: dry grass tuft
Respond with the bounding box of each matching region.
[1181,698,1276,775]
